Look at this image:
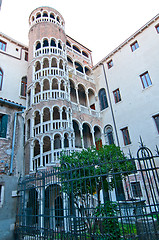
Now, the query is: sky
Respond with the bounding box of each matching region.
[0,0,159,65]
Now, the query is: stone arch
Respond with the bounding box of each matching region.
[70,79,77,103]
[94,125,102,149]
[43,107,50,122]
[35,41,41,50]
[54,134,61,149]
[59,59,63,69]
[43,58,49,69]
[43,136,51,153]
[35,82,41,94]
[73,119,82,148]
[53,106,60,120]
[43,79,50,91]
[104,124,114,145]
[78,84,87,106]
[62,107,67,120]
[82,122,93,148]
[51,57,57,68]
[88,88,96,110]
[34,110,41,125]
[64,133,69,148]
[35,61,41,72]
[52,78,58,90]
[50,38,56,47]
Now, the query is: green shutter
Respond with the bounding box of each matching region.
[0,114,8,138]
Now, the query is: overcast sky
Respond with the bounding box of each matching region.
[0,0,159,65]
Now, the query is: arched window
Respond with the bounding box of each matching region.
[51,39,56,47]
[43,39,49,47]
[43,12,48,17]
[66,41,71,47]
[0,69,3,90]
[36,13,41,19]
[50,13,55,19]
[36,42,41,50]
[98,88,108,110]
[104,125,114,145]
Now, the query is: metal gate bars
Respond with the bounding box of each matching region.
[15,144,159,239]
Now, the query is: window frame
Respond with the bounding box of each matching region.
[0,69,3,90]
[0,114,8,138]
[104,125,114,145]
[130,41,139,52]
[20,76,27,97]
[153,114,159,134]
[131,182,142,198]
[107,59,113,69]
[113,88,121,103]
[98,88,108,111]
[155,24,159,33]
[0,40,7,51]
[0,185,4,207]
[121,127,131,146]
[140,71,152,89]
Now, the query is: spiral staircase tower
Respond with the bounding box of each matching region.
[25,7,74,173]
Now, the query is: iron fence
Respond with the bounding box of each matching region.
[15,144,159,239]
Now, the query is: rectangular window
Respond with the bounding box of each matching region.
[130,41,139,52]
[140,71,152,89]
[21,76,27,97]
[121,127,131,145]
[153,114,159,133]
[113,88,121,103]
[0,114,8,138]
[0,40,7,51]
[25,52,28,61]
[0,185,4,207]
[131,182,142,198]
[155,24,159,33]
[107,59,113,69]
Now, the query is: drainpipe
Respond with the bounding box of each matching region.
[10,108,25,175]
[100,63,120,147]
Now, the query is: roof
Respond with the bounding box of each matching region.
[0,98,26,109]
[0,32,28,50]
[93,13,159,69]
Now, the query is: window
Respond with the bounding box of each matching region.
[0,69,3,90]
[131,182,142,198]
[130,41,139,52]
[21,76,27,97]
[25,52,28,61]
[104,125,114,145]
[0,185,4,207]
[98,88,108,111]
[155,24,159,33]
[121,127,131,145]
[140,71,152,89]
[0,40,7,51]
[153,114,159,133]
[107,59,113,69]
[0,114,8,138]
[113,88,121,103]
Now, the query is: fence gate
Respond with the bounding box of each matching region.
[15,145,159,239]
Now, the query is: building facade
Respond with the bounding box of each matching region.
[0,5,159,239]
[0,33,27,240]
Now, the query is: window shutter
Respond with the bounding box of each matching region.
[0,114,8,138]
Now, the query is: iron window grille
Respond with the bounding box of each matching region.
[131,182,142,198]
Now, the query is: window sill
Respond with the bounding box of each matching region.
[142,84,153,92]
[20,95,26,99]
